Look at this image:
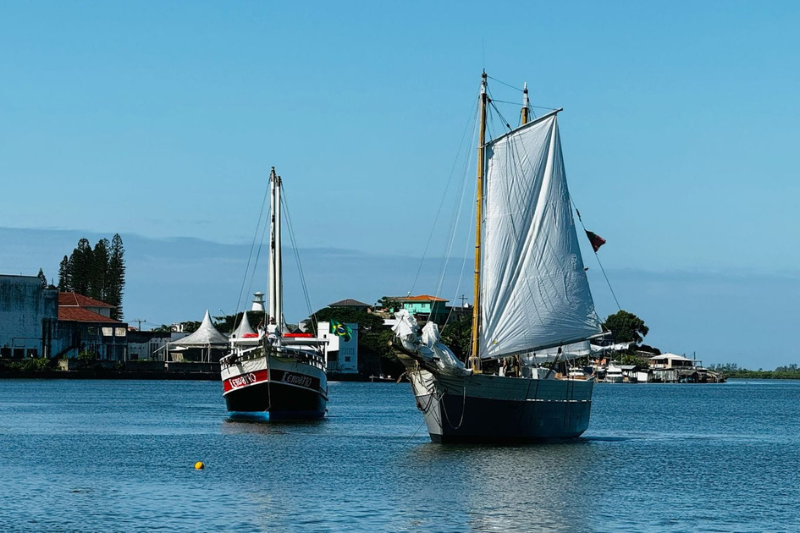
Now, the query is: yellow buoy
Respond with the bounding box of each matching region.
[194,461,204,470]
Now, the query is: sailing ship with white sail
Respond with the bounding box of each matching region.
[220,168,328,420]
[394,73,603,442]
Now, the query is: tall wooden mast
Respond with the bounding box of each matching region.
[470,71,488,370]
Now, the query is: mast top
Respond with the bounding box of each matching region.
[521,82,530,126]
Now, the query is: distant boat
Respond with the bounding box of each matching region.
[369,374,396,383]
[394,72,603,443]
[220,168,328,421]
[604,363,625,383]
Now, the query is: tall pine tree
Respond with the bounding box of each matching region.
[70,239,93,295]
[107,234,125,320]
[90,238,109,301]
[58,256,71,291]
[59,235,126,319]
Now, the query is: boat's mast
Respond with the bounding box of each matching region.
[268,167,277,323]
[274,172,283,330]
[521,82,529,125]
[469,71,488,370]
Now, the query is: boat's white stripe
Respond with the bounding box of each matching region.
[411,392,590,404]
[222,378,328,400]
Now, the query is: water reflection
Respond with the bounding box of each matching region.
[393,441,597,532]
[221,418,326,435]
[3,380,797,531]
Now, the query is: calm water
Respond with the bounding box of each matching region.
[0,379,798,532]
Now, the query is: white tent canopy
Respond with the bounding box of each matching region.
[171,310,229,347]
[231,314,256,338]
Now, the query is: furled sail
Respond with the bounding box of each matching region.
[479,112,602,359]
[522,340,592,364]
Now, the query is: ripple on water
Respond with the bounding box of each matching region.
[0,379,799,531]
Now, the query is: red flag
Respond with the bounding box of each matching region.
[585,230,606,252]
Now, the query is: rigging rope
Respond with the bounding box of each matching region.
[440,383,468,430]
[434,102,479,304]
[441,168,477,335]
[484,76,559,125]
[439,76,534,334]
[486,87,513,132]
[486,75,524,92]
[489,98,559,112]
[572,200,622,310]
[280,186,317,323]
[410,87,481,295]
[233,182,270,324]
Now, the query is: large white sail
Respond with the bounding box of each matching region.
[479,112,602,359]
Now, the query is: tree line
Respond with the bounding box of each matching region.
[707,363,800,379]
[58,234,126,320]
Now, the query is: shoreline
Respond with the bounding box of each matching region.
[0,368,383,382]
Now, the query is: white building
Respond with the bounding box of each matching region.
[318,321,359,374]
[650,353,701,383]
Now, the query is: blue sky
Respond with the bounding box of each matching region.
[1,2,799,368]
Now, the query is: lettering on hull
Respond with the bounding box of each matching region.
[282,372,313,388]
[223,368,322,395]
[223,369,268,393]
[270,369,321,393]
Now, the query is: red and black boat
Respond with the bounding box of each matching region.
[221,333,327,420]
[220,168,328,420]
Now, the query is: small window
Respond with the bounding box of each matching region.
[344,356,351,362]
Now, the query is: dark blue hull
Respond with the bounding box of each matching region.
[410,370,594,443]
[225,380,326,421]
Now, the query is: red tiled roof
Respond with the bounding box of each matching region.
[392,295,449,302]
[58,292,115,308]
[58,307,122,323]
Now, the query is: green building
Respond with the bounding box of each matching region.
[390,295,449,325]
